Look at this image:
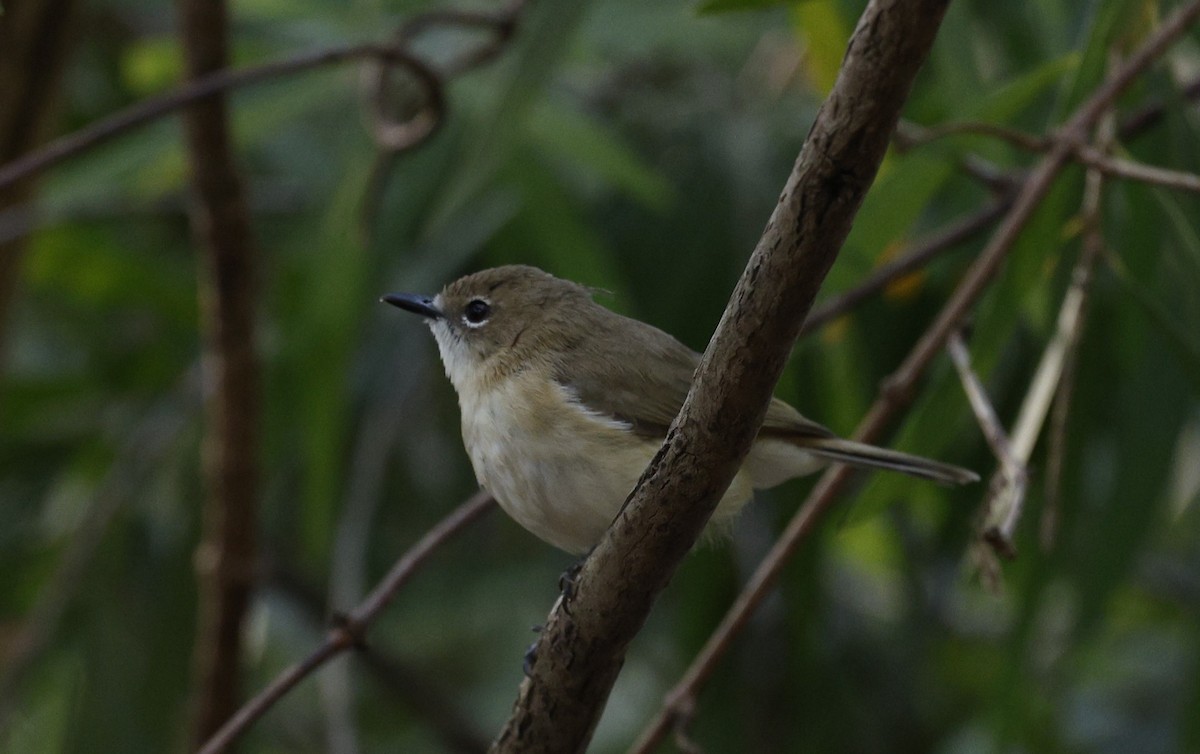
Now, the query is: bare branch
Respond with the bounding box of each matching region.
[367,0,524,149]
[0,44,441,194]
[1040,111,1113,551]
[267,561,491,754]
[1073,145,1200,193]
[897,119,1049,152]
[357,0,529,242]
[1040,241,1102,550]
[197,491,495,754]
[980,114,1115,559]
[801,197,1013,337]
[879,0,1200,407]
[629,468,863,754]
[947,332,1025,484]
[946,332,1026,564]
[898,118,1200,196]
[1119,74,1200,139]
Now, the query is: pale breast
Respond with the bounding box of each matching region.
[458,372,655,553]
[456,370,755,554]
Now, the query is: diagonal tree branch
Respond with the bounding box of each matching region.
[800,197,1014,337]
[898,120,1200,195]
[197,491,495,754]
[1118,73,1200,139]
[265,563,491,754]
[1073,145,1200,193]
[0,43,442,195]
[491,1,954,751]
[874,0,1200,407]
[1038,108,1113,552]
[0,1,532,197]
[948,331,1024,488]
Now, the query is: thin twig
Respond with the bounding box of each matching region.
[947,332,1026,563]
[630,5,1200,749]
[980,119,1116,559]
[1040,244,1102,550]
[896,120,1049,152]
[267,562,490,754]
[958,153,1026,194]
[1074,145,1200,193]
[947,332,1025,485]
[358,0,529,243]
[801,198,1013,336]
[389,2,524,66]
[196,491,494,754]
[0,43,441,193]
[1119,74,1200,139]
[628,468,861,754]
[893,121,1032,192]
[881,0,1200,404]
[899,119,1200,195]
[1040,112,1114,551]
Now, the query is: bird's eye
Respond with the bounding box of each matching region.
[463,298,491,325]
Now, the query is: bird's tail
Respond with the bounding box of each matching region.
[802,437,979,486]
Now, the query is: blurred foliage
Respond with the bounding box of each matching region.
[2,0,1200,752]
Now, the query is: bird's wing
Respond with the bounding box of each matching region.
[550,303,978,487]
[554,310,834,441]
[553,314,699,437]
[760,396,838,441]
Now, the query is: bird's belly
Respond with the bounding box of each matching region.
[459,375,758,554]
[461,378,660,553]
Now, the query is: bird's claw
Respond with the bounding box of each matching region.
[557,551,590,616]
[523,641,538,677]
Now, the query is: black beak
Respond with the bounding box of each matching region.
[381,292,444,320]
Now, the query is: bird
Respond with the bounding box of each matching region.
[384,265,977,554]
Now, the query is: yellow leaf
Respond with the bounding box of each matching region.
[790,0,850,95]
[876,240,926,301]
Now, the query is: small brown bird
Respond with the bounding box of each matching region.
[385,265,977,554]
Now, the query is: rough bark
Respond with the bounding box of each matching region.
[176,0,263,745]
[490,0,953,751]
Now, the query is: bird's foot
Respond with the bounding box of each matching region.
[523,625,542,677]
[558,550,591,616]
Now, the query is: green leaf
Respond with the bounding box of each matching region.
[970,52,1079,121]
[1052,0,1141,119]
[423,0,594,232]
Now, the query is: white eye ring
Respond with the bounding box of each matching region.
[463,298,491,328]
